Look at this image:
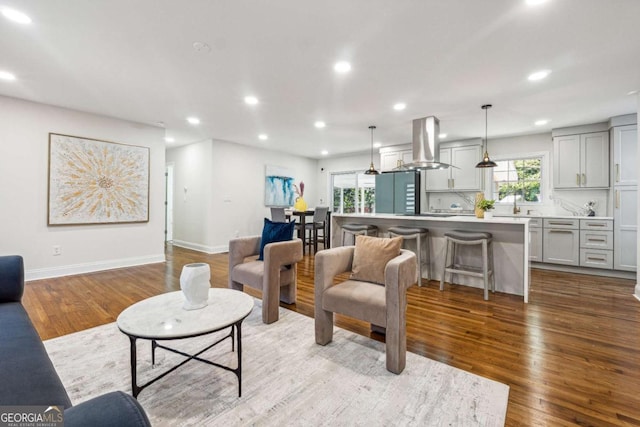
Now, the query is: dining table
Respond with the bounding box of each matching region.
[286,209,331,254]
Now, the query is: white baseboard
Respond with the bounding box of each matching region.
[171,240,228,254]
[25,254,166,281]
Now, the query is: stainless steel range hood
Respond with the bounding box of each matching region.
[398,116,452,170]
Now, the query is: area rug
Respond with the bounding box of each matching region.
[44,301,509,426]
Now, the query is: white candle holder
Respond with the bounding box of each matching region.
[180,263,210,310]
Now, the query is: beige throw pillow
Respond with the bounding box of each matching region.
[350,235,402,285]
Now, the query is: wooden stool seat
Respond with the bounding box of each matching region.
[388,226,430,286]
[440,230,495,300]
[341,224,378,245]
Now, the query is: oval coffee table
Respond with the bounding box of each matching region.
[117,288,254,398]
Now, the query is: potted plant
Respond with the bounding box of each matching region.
[476,199,496,219]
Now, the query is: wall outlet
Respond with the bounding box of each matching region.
[52,245,62,256]
[234,230,240,237]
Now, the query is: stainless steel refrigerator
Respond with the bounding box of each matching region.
[374,170,421,214]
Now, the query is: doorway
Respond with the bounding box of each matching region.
[165,163,174,242]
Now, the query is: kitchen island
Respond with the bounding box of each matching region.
[332,213,530,303]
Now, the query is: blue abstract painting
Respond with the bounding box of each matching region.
[265,165,295,207]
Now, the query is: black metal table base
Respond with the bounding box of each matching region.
[127,320,243,398]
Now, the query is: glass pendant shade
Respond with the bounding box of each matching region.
[476,104,497,168]
[364,125,380,175]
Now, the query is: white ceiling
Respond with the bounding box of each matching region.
[1,0,638,159]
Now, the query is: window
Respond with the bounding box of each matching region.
[331,172,376,214]
[492,157,542,204]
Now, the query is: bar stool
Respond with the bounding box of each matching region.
[440,230,495,300]
[388,226,430,286]
[341,224,378,246]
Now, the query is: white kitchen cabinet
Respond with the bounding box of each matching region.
[579,219,613,269]
[612,125,637,186]
[425,143,482,191]
[553,131,609,189]
[614,187,637,271]
[529,218,542,262]
[380,148,413,172]
[580,249,613,269]
[542,219,580,266]
[425,149,450,190]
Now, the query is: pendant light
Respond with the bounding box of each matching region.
[364,125,380,175]
[476,104,498,168]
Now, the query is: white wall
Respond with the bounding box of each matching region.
[167,139,318,253]
[0,96,166,280]
[635,103,640,300]
[166,140,214,252]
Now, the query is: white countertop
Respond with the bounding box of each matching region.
[494,214,613,220]
[333,213,530,225]
[334,213,613,221]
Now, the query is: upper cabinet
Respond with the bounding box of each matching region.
[426,142,482,191]
[380,148,413,172]
[612,124,637,186]
[553,131,609,189]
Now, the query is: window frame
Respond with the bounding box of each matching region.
[485,151,549,206]
[330,171,376,214]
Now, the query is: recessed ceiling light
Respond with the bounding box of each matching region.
[164,137,175,143]
[627,90,638,96]
[0,70,16,81]
[244,96,259,105]
[534,119,549,126]
[373,142,382,148]
[393,103,406,111]
[186,117,200,125]
[321,150,329,156]
[528,70,551,81]
[438,133,447,139]
[314,121,326,129]
[526,0,548,5]
[334,61,351,73]
[192,41,211,52]
[258,134,268,140]
[1,8,32,24]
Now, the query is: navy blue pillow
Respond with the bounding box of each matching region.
[258,218,296,261]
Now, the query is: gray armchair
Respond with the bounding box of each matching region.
[314,246,417,374]
[229,236,303,324]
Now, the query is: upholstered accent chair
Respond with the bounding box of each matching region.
[229,236,303,324]
[314,245,417,374]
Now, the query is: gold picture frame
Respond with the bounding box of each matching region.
[47,133,150,225]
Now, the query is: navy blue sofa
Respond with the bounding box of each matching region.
[0,255,151,427]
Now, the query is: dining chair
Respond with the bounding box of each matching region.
[270,207,287,223]
[297,206,329,253]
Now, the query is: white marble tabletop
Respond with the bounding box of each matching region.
[117,288,254,339]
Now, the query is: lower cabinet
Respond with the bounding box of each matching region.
[614,187,637,271]
[538,218,614,269]
[543,225,580,266]
[580,248,613,269]
[529,218,543,261]
[579,219,613,269]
